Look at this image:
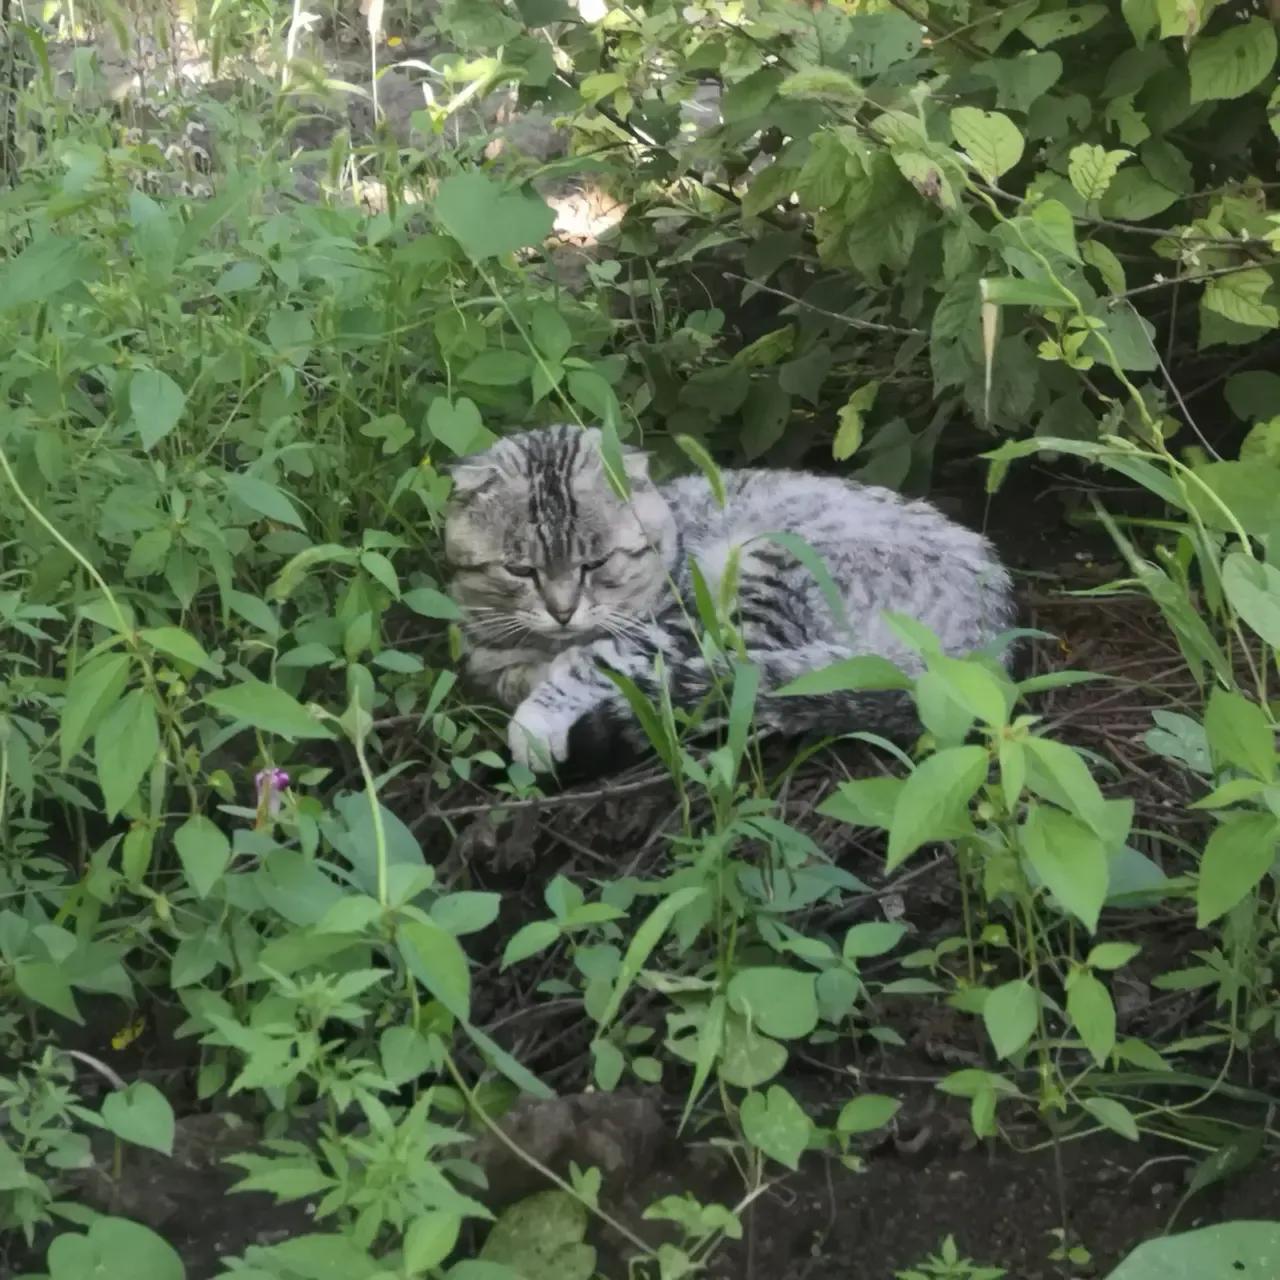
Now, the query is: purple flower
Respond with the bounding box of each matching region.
[254,768,291,819]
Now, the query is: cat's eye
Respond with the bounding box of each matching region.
[580,555,609,574]
[504,564,537,579]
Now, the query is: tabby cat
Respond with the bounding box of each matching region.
[445,425,1014,772]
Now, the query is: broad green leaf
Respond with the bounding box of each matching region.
[1083,1097,1139,1142]
[1099,167,1179,221]
[205,679,333,740]
[402,587,463,621]
[14,961,82,1023]
[950,107,1024,181]
[47,1216,185,1280]
[95,690,159,820]
[842,921,906,959]
[836,1094,901,1134]
[174,816,231,899]
[718,1014,787,1089]
[405,1212,463,1273]
[501,920,561,970]
[1226,371,1280,423]
[461,350,535,386]
[60,651,131,767]
[0,235,95,314]
[818,775,905,829]
[399,918,472,1021]
[1188,18,1277,104]
[727,967,818,1041]
[1106,1222,1280,1279]
[886,745,988,870]
[982,979,1038,1060]
[1067,144,1131,202]
[100,1081,175,1156]
[1222,553,1280,646]
[925,654,1010,728]
[1204,687,1276,781]
[434,172,555,261]
[1196,812,1280,927]
[1024,736,1110,836]
[381,1026,435,1085]
[1022,4,1105,45]
[224,473,306,530]
[740,1085,812,1171]
[130,368,187,451]
[429,396,489,456]
[1067,971,1116,1066]
[479,1190,594,1280]
[139,626,218,673]
[1189,464,1280,535]
[1087,942,1141,971]
[1020,803,1109,932]
[1203,268,1280,330]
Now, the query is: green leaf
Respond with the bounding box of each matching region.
[479,1190,594,1280]
[14,961,82,1023]
[776,655,911,698]
[174,816,231,899]
[429,396,490,456]
[205,679,333,740]
[130,368,187,451]
[1067,144,1131,202]
[1067,971,1116,1066]
[818,776,904,829]
[674,434,727,507]
[1203,268,1280,330]
[1225,371,1280,422]
[101,1081,175,1155]
[405,1212,463,1272]
[842,921,907,959]
[402,586,463,621]
[461,350,535,386]
[0,235,95,315]
[982,979,1038,1060]
[60,651,131,767]
[434,172,555,261]
[1087,942,1141,971]
[1223,552,1280,646]
[977,50,1063,112]
[381,1026,435,1085]
[886,746,988,870]
[1022,4,1105,45]
[501,920,562,970]
[139,626,218,673]
[1196,811,1280,927]
[740,1085,812,1171]
[1107,1222,1280,1279]
[951,107,1024,181]
[1188,18,1277,104]
[836,1093,902,1134]
[833,381,878,460]
[47,1217,185,1280]
[1083,1095,1139,1142]
[399,918,472,1021]
[1024,736,1110,836]
[1204,687,1276,781]
[224,473,306,531]
[1099,167,1179,221]
[595,887,704,1034]
[727,967,818,1041]
[95,690,159,820]
[1021,804,1109,932]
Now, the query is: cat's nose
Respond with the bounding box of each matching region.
[547,602,576,626]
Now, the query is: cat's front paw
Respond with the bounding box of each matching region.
[508,699,575,773]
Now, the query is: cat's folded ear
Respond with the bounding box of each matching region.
[443,453,500,499]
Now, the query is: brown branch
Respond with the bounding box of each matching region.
[720,271,927,336]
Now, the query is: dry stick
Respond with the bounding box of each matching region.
[1110,260,1273,304]
[428,769,671,820]
[720,271,927,337]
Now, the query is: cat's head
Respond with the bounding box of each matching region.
[444,425,678,644]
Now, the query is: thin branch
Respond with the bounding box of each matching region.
[720,271,926,336]
[1107,260,1273,304]
[430,769,671,820]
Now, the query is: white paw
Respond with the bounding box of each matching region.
[508,700,574,773]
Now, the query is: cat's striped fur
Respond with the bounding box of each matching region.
[444,425,1014,772]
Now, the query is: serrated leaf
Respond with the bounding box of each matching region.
[886,746,988,870]
[950,107,1025,181]
[1020,803,1108,932]
[1067,144,1131,202]
[1203,269,1280,330]
[1188,18,1277,104]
